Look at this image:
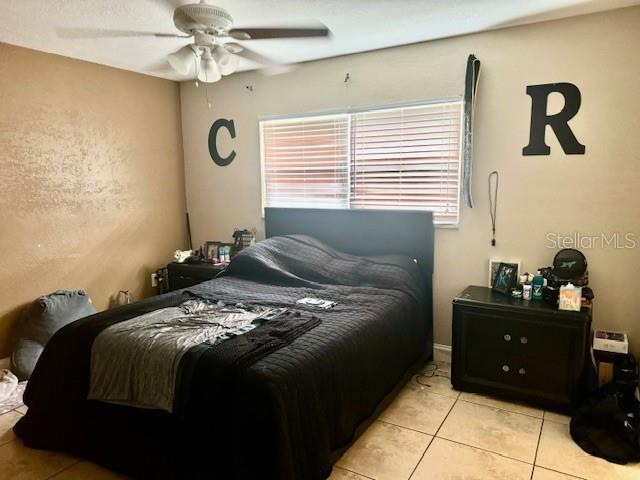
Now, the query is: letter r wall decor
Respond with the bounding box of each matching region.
[523,82,585,156]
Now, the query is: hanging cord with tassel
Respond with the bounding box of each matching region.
[488,171,499,246]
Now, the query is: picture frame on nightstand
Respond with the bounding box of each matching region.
[492,262,519,295]
[203,241,221,262]
[488,258,521,287]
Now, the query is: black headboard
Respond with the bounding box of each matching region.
[264,207,434,361]
[264,207,434,284]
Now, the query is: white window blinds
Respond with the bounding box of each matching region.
[260,99,463,225]
[260,114,350,209]
[350,102,462,224]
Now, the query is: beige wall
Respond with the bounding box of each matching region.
[180,7,640,355]
[0,43,187,357]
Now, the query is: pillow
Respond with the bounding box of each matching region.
[10,290,96,380]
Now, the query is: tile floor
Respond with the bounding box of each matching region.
[1,361,639,479]
[331,361,640,480]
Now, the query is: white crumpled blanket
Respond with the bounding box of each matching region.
[0,369,18,402]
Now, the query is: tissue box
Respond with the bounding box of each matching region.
[558,284,582,311]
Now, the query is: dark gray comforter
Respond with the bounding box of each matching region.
[88,302,272,412]
[15,235,431,480]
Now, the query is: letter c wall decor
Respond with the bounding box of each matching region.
[208,118,236,166]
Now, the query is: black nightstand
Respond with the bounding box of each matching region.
[452,285,592,410]
[166,262,225,291]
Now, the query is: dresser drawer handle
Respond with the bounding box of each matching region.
[502,364,510,373]
[520,336,528,344]
[518,368,526,375]
[503,334,512,342]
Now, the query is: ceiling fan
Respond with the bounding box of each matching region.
[57,0,330,83]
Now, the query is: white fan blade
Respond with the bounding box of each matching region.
[223,43,244,54]
[56,27,189,39]
[237,45,296,76]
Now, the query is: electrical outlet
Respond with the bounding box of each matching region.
[151,273,158,287]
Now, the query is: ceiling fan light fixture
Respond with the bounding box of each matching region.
[168,45,196,75]
[213,45,239,76]
[198,52,221,83]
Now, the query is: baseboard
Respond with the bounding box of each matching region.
[433,343,452,364]
[0,357,9,370]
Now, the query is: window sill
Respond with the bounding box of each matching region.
[434,224,460,230]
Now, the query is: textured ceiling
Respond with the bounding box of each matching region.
[1,0,638,82]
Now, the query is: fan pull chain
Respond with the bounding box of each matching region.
[205,83,213,109]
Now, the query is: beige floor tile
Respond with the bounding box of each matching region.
[412,366,458,399]
[412,437,532,480]
[458,392,543,418]
[543,410,571,425]
[328,466,373,479]
[378,382,455,435]
[49,461,126,479]
[532,466,584,480]
[0,410,22,446]
[536,420,640,480]
[336,420,432,480]
[0,440,77,480]
[423,361,450,373]
[437,400,542,463]
[15,405,28,415]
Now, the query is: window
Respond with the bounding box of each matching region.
[260,114,349,209]
[260,99,463,225]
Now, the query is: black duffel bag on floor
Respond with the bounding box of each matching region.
[571,381,640,464]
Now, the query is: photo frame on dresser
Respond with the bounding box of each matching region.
[492,262,519,295]
[203,241,221,262]
[488,258,521,287]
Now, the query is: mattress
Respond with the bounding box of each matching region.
[14,235,431,479]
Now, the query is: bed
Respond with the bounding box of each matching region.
[14,207,434,479]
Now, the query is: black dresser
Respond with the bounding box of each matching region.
[452,285,592,410]
[166,262,225,291]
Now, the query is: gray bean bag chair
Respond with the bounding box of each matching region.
[10,290,96,380]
